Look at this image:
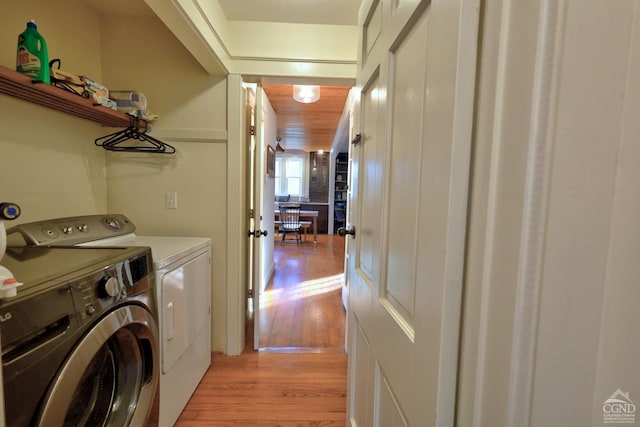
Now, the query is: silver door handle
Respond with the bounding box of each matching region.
[337,226,356,238]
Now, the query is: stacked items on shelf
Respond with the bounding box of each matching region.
[0,64,151,130]
[48,63,159,121]
[81,75,116,110]
[49,63,116,110]
[334,152,349,233]
[109,90,159,121]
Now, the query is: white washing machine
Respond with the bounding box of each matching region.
[8,214,212,427]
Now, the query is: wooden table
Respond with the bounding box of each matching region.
[274,209,318,243]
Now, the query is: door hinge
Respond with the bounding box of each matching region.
[249,209,255,219]
[250,126,256,135]
[248,289,254,298]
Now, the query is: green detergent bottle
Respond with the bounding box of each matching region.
[16,20,50,84]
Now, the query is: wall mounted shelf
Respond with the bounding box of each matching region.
[0,65,147,129]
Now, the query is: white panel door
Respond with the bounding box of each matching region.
[346,0,479,425]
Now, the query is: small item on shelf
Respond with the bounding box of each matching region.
[50,62,84,86]
[110,90,159,121]
[49,68,115,110]
[81,76,117,110]
[80,75,109,98]
[91,94,118,110]
[16,20,50,84]
[49,59,89,98]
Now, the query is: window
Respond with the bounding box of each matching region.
[275,154,307,197]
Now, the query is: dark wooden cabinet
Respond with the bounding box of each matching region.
[300,203,329,234]
[309,151,330,203]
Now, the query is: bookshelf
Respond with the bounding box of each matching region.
[334,152,349,233]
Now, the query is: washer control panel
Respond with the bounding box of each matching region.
[71,250,152,323]
[6,214,136,246]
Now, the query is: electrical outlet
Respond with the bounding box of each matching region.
[166,192,177,209]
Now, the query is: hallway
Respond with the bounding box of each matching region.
[176,235,348,426]
[260,234,347,350]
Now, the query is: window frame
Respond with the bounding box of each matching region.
[274,152,309,198]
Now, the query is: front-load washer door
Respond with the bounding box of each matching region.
[37,305,159,427]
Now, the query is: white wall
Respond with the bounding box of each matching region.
[99,14,229,352]
[0,1,107,222]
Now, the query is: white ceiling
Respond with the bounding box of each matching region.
[217,0,361,26]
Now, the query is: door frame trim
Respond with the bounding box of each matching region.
[227,74,247,355]
[506,1,565,424]
[435,0,482,424]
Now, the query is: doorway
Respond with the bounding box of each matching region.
[246,81,354,353]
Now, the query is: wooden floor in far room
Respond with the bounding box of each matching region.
[175,234,348,427]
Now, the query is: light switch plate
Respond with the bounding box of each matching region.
[166,192,177,209]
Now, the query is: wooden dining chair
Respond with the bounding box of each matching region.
[279,205,303,243]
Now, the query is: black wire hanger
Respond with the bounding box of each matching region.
[95,115,176,154]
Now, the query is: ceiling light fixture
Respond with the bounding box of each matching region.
[275,137,285,152]
[293,85,320,103]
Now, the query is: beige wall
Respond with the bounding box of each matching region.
[0,0,103,80]
[227,21,357,63]
[0,4,230,352]
[99,15,229,352]
[0,0,108,221]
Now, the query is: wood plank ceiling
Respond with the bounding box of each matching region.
[262,84,351,153]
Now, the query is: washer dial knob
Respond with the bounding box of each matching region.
[98,276,120,298]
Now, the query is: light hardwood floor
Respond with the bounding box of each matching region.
[176,235,348,426]
[260,234,346,350]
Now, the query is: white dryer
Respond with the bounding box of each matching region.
[8,214,212,427]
